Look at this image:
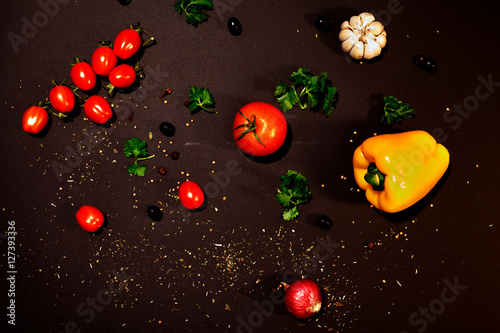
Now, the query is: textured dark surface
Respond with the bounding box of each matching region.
[1,1,499,332]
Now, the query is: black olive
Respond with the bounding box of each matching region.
[159,122,175,137]
[316,215,333,230]
[147,205,163,222]
[227,17,242,36]
[413,55,437,73]
[118,0,132,5]
[315,16,332,33]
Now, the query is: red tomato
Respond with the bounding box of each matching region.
[84,95,113,124]
[76,205,105,232]
[109,64,136,88]
[49,85,75,113]
[91,46,118,76]
[179,181,205,210]
[71,61,96,91]
[113,28,141,59]
[22,106,49,134]
[233,102,287,156]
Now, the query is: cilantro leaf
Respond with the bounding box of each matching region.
[188,86,216,113]
[174,0,214,27]
[276,170,312,221]
[381,96,415,125]
[123,137,155,177]
[274,68,339,117]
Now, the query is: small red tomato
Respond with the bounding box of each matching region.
[84,95,113,124]
[22,106,49,134]
[49,85,75,113]
[91,46,118,76]
[179,180,205,210]
[233,102,287,156]
[109,64,136,88]
[76,205,105,232]
[71,61,96,91]
[113,28,142,59]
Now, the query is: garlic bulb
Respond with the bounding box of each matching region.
[339,12,387,60]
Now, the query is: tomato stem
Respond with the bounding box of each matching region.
[234,110,265,147]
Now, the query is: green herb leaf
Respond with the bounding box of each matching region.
[127,162,147,177]
[276,170,312,221]
[381,95,415,125]
[188,86,216,113]
[124,137,147,157]
[123,137,154,177]
[174,0,214,27]
[274,68,339,117]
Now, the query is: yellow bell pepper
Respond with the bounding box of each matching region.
[352,130,450,213]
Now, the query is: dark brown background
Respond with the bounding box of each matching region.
[1,0,499,332]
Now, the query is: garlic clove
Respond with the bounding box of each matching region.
[341,35,358,52]
[340,20,351,30]
[367,21,385,36]
[350,41,364,59]
[363,37,382,59]
[339,29,356,42]
[349,15,362,30]
[359,12,375,27]
[374,34,387,49]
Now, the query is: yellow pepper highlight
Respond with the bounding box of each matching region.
[353,130,450,213]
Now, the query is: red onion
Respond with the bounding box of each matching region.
[283,279,322,319]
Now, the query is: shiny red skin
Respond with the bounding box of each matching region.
[179,181,205,210]
[109,64,136,88]
[49,85,75,113]
[84,95,113,124]
[22,106,49,134]
[113,28,141,59]
[76,205,105,232]
[284,279,322,319]
[70,61,96,91]
[91,47,118,76]
[233,102,287,156]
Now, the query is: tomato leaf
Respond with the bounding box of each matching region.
[276,170,312,221]
[174,0,214,27]
[188,86,216,113]
[381,95,415,125]
[123,137,154,177]
[274,68,339,117]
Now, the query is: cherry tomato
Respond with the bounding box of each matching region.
[233,102,287,156]
[113,28,142,59]
[49,85,75,113]
[76,205,105,232]
[22,105,49,134]
[91,46,118,76]
[71,61,96,91]
[178,181,205,210]
[109,64,136,88]
[84,95,113,124]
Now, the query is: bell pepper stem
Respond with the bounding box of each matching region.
[364,163,386,191]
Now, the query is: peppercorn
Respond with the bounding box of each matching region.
[158,167,167,175]
[171,151,180,160]
[184,100,190,107]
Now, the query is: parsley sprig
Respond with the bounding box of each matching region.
[188,86,216,113]
[276,170,312,221]
[174,0,214,27]
[123,137,155,177]
[381,96,415,125]
[274,68,339,117]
